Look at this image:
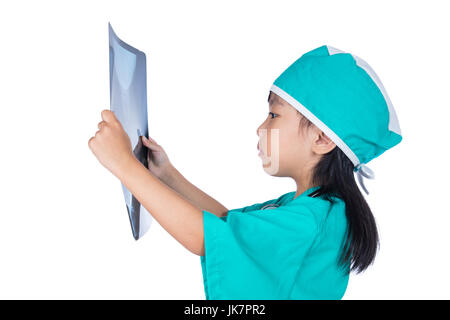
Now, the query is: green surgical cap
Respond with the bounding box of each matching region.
[270,45,402,195]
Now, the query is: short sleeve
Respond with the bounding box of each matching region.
[200,205,318,300]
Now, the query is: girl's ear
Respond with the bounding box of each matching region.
[312,130,336,155]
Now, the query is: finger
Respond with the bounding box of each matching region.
[101,109,116,123]
[141,136,160,151]
[141,136,154,147]
[147,135,158,144]
[98,120,107,130]
[88,136,95,150]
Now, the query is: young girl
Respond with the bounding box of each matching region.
[88,44,403,300]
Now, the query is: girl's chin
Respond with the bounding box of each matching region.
[260,157,271,166]
[262,161,271,167]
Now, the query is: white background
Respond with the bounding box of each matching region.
[0,0,449,299]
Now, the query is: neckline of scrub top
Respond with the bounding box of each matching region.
[288,185,322,202]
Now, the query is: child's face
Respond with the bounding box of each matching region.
[256,92,335,178]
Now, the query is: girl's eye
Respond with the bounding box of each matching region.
[268,112,278,119]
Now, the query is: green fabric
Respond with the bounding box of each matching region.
[272,45,402,166]
[200,186,350,300]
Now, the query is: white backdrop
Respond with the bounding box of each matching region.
[0,0,448,299]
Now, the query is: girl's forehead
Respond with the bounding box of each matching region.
[268,92,285,107]
[269,95,303,117]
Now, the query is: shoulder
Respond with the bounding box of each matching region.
[245,199,320,237]
[260,191,295,209]
[283,193,346,227]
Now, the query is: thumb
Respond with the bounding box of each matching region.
[147,135,158,144]
[141,136,160,151]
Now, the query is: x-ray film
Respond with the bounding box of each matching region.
[108,22,152,240]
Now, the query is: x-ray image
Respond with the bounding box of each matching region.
[108,22,152,240]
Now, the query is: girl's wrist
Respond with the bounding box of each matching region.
[158,163,177,185]
[115,155,141,182]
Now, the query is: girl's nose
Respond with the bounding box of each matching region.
[257,117,268,137]
[256,125,263,137]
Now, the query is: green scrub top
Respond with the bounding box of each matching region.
[200,185,350,300]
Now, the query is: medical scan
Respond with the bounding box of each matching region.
[108,22,152,240]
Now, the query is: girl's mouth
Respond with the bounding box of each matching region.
[258,142,265,157]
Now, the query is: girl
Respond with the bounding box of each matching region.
[88,44,403,299]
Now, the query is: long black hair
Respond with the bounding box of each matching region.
[269,92,379,275]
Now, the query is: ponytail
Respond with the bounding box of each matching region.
[300,114,380,274]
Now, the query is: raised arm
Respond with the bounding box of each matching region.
[159,165,229,218]
[140,135,229,218]
[88,110,206,256]
[118,157,205,256]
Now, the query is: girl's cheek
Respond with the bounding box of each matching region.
[259,127,281,158]
[268,129,281,158]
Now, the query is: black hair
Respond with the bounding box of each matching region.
[268,91,379,275]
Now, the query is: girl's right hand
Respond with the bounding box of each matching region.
[140,135,172,180]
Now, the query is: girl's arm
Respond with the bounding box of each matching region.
[118,157,206,256]
[89,110,209,256]
[159,164,229,218]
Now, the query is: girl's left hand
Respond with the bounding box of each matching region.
[88,109,135,178]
